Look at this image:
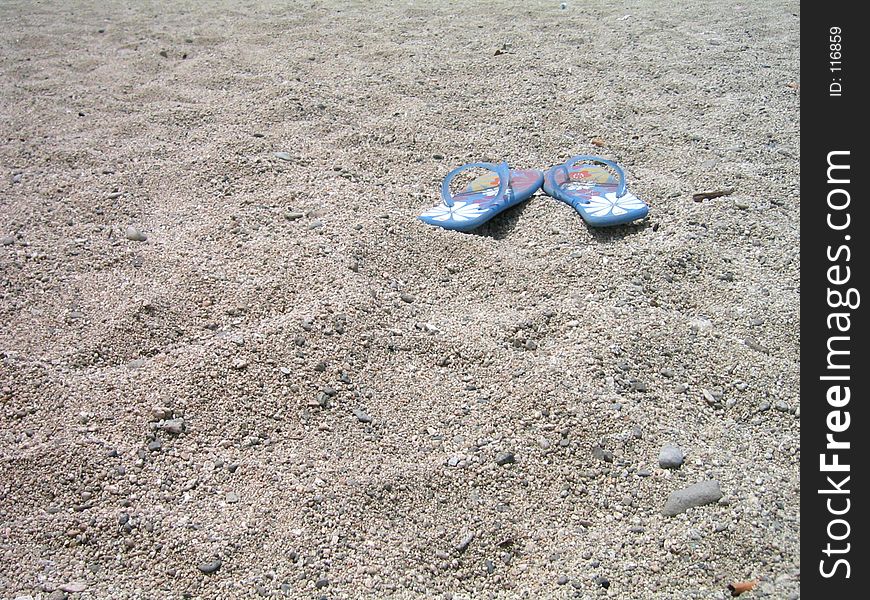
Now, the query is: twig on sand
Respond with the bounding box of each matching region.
[693,187,734,201]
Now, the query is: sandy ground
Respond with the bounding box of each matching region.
[0,1,800,599]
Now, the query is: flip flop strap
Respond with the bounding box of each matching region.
[440,161,510,207]
[560,155,627,198]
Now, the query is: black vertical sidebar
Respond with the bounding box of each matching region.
[801,3,866,597]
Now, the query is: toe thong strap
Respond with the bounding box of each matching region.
[556,155,627,198]
[440,161,510,207]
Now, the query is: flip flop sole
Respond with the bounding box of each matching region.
[420,168,543,232]
[543,162,648,226]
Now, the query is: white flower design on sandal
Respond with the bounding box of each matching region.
[421,201,488,222]
[585,192,646,217]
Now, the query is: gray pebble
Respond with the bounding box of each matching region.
[147,439,162,452]
[455,531,475,553]
[125,226,147,242]
[160,418,185,435]
[662,480,723,516]
[226,491,239,503]
[48,591,67,600]
[1,235,14,246]
[658,445,684,469]
[285,211,305,220]
[353,409,372,423]
[557,575,568,585]
[592,445,614,463]
[315,578,329,589]
[495,452,515,466]
[273,152,293,161]
[400,292,415,303]
[198,559,222,574]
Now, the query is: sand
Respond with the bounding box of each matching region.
[1,1,800,598]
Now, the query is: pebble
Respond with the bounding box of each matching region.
[59,582,87,593]
[315,578,329,589]
[455,531,475,553]
[495,452,515,466]
[1,235,14,246]
[557,575,568,585]
[353,409,372,423]
[160,418,184,435]
[285,211,305,220]
[198,559,222,574]
[147,439,162,452]
[151,406,172,421]
[592,445,614,463]
[48,591,67,600]
[658,445,684,469]
[662,480,723,516]
[273,152,293,161]
[400,292,415,303]
[125,226,147,242]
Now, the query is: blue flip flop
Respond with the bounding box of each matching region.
[543,155,649,226]
[419,161,543,232]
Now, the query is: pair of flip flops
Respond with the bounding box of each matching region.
[419,155,649,232]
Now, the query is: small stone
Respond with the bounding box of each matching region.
[285,211,305,220]
[595,576,610,589]
[702,388,721,406]
[638,468,652,477]
[485,559,495,574]
[455,531,475,553]
[592,445,614,463]
[48,591,67,600]
[125,226,147,242]
[60,583,87,593]
[127,358,145,369]
[353,409,372,423]
[160,418,184,435]
[658,445,684,469]
[315,578,329,589]
[662,480,723,516]
[400,292,415,303]
[495,452,515,466]
[198,559,222,574]
[151,407,172,421]
[557,575,569,585]
[1,235,14,246]
[147,439,162,452]
[734,198,751,210]
[273,152,293,161]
